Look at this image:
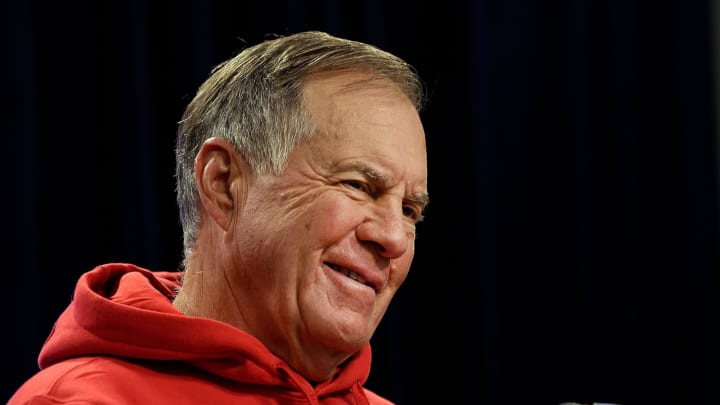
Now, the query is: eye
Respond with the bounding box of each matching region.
[403,205,424,223]
[342,180,371,193]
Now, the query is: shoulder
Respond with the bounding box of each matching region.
[9,356,200,404]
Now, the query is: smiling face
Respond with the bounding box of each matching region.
[228,71,428,380]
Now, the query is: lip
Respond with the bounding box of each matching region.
[323,260,383,293]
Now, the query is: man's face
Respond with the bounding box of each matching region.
[229,71,428,376]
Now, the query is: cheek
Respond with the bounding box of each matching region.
[304,195,363,245]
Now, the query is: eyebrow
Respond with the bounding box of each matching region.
[408,192,430,210]
[347,162,430,209]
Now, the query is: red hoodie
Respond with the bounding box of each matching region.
[9,263,393,405]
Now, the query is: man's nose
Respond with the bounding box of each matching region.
[355,199,411,258]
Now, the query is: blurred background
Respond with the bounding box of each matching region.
[4,0,719,404]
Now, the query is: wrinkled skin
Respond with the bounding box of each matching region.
[175,71,429,383]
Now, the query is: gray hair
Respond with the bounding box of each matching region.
[175,30,426,264]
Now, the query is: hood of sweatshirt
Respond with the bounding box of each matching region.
[38,262,374,397]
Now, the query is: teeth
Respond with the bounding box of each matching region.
[328,263,368,285]
[342,269,367,285]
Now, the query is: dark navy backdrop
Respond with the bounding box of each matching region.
[5,1,718,404]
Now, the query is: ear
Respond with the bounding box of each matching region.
[194,137,249,231]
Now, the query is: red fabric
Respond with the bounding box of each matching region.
[9,263,392,405]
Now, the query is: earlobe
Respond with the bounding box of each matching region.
[194,137,246,231]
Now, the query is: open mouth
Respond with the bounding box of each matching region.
[326,262,375,290]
